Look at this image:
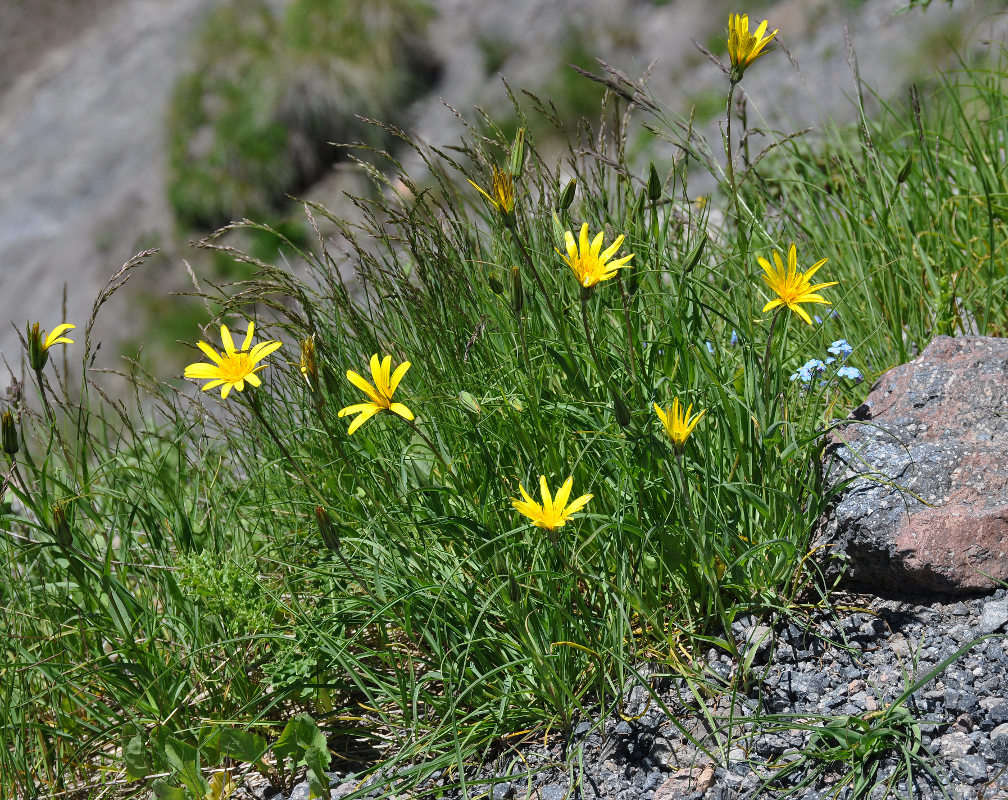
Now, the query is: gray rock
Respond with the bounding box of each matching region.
[980,600,1008,634]
[990,723,1008,762]
[939,731,975,758]
[492,782,515,800]
[819,336,1008,595]
[952,753,988,783]
[539,784,568,800]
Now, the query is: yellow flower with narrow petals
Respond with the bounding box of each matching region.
[512,475,592,532]
[559,223,634,289]
[759,242,838,325]
[184,322,282,399]
[654,398,706,448]
[26,321,75,370]
[469,165,515,220]
[727,13,777,82]
[339,354,414,435]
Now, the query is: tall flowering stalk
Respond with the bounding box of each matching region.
[722,13,777,232]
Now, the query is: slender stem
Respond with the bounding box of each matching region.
[248,400,328,509]
[579,291,609,394]
[616,274,640,396]
[408,420,454,481]
[725,81,740,226]
[761,308,783,403]
[511,231,569,347]
[33,368,56,428]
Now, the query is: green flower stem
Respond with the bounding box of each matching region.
[33,368,57,428]
[725,81,740,227]
[760,307,784,404]
[407,419,455,482]
[510,229,569,347]
[248,398,328,510]
[579,290,616,401]
[616,274,641,398]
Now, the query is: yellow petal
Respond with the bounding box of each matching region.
[539,475,553,512]
[197,341,224,365]
[241,322,254,351]
[347,370,383,405]
[220,325,236,355]
[389,402,414,421]
[185,363,223,379]
[554,476,574,512]
[346,405,381,435]
[763,298,784,313]
[388,360,411,395]
[563,493,593,518]
[790,303,814,325]
[339,402,379,418]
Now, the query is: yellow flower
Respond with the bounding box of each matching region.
[338,354,414,435]
[727,13,777,81]
[654,398,706,448]
[469,165,515,219]
[759,242,838,325]
[559,223,634,289]
[184,322,282,399]
[512,475,593,532]
[26,322,75,370]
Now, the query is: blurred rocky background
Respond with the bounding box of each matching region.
[0,0,1005,375]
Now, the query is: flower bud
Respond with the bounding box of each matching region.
[315,506,340,552]
[1,410,18,455]
[510,265,524,318]
[556,178,577,213]
[51,502,73,547]
[26,322,47,371]
[647,163,662,203]
[300,336,318,392]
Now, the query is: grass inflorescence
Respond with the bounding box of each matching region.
[3,12,1008,799]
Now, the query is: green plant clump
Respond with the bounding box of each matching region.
[3,16,1008,800]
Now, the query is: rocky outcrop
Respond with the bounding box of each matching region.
[821,335,1008,595]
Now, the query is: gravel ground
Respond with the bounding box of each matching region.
[267,590,1008,800]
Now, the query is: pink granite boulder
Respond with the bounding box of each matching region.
[821,335,1008,595]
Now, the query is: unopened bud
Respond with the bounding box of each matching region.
[509,128,526,179]
[647,163,662,203]
[613,393,631,429]
[51,502,72,547]
[1,411,17,455]
[487,272,505,295]
[511,265,524,318]
[26,322,47,371]
[315,506,340,552]
[300,336,318,392]
[557,178,577,213]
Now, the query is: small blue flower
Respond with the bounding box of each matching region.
[730,329,739,347]
[791,358,828,384]
[828,339,853,359]
[837,365,862,382]
[825,356,835,365]
[706,341,715,355]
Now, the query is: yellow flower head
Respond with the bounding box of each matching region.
[559,223,634,289]
[512,475,592,532]
[338,354,414,435]
[469,165,516,219]
[654,398,706,448]
[184,322,282,399]
[26,321,75,371]
[727,13,777,81]
[759,242,838,325]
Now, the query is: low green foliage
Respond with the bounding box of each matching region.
[3,21,1008,800]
